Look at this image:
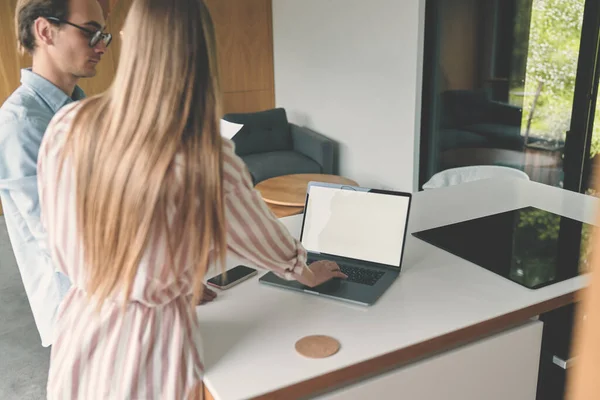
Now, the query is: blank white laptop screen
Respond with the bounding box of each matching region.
[301,185,410,267]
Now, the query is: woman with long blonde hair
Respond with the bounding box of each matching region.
[37,0,345,398]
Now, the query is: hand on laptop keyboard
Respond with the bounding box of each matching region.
[298,260,348,287]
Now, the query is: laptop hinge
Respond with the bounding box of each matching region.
[307,252,398,272]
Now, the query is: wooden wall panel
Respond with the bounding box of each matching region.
[206,0,275,113]
[206,0,273,92]
[0,0,31,104]
[439,0,479,91]
[223,90,274,114]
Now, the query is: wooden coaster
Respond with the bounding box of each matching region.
[295,335,340,359]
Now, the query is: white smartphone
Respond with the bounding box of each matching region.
[206,265,258,290]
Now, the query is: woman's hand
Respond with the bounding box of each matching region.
[297,260,348,287]
[197,284,217,305]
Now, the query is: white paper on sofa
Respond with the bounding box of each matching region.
[220,119,244,140]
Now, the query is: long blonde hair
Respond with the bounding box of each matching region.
[60,0,226,306]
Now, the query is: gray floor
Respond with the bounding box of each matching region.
[0,216,49,399]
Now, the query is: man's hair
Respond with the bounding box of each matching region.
[15,0,70,55]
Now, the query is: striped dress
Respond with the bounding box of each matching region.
[38,103,308,399]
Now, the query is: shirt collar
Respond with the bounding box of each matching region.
[20,68,86,113]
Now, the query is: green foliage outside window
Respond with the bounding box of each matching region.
[518,0,600,157]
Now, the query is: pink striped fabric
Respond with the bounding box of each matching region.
[38,103,308,399]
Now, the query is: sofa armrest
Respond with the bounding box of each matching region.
[290,124,334,174]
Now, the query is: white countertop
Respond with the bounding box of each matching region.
[197,178,599,400]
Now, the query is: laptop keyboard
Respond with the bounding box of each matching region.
[307,261,385,286]
[339,265,385,286]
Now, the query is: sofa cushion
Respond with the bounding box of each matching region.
[464,123,525,150]
[241,151,322,184]
[440,90,491,127]
[438,128,491,151]
[224,108,293,156]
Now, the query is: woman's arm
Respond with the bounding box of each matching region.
[221,141,345,287]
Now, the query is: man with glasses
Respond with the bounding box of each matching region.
[0,0,110,347]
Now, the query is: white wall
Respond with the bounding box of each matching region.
[272,0,425,191]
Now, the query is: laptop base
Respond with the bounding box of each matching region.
[259,270,398,306]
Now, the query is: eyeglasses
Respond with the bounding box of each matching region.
[47,17,112,48]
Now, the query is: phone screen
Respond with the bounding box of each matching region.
[207,265,256,287]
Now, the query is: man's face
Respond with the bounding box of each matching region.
[49,0,108,79]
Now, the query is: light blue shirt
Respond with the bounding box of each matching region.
[0,69,85,346]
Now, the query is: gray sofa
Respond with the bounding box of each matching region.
[438,89,526,152]
[223,108,334,184]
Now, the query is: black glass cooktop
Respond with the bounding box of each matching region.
[412,207,593,289]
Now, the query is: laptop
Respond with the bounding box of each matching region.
[259,181,412,306]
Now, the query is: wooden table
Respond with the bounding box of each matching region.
[255,173,359,217]
[265,203,305,218]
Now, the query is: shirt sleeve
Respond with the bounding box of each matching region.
[37,103,80,274]
[0,117,53,265]
[222,140,309,281]
[0,116,69,347]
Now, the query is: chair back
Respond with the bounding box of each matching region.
[422,165,530,190]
